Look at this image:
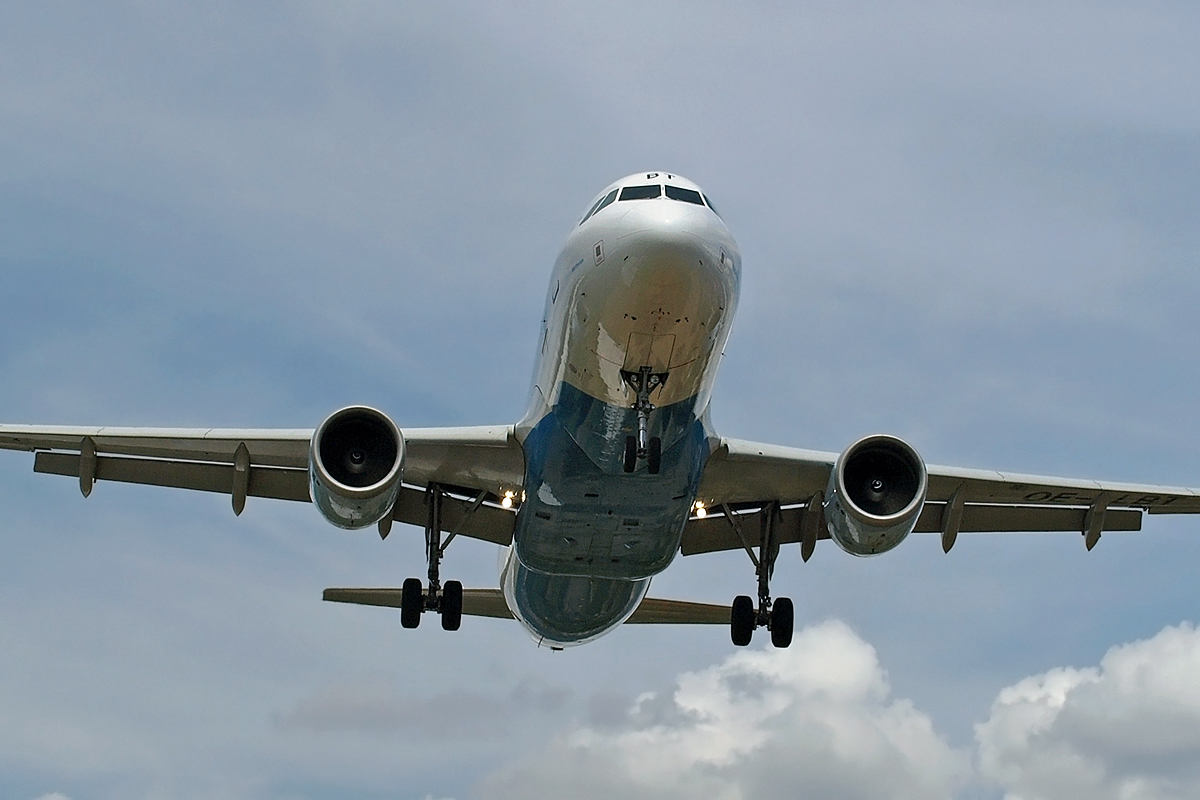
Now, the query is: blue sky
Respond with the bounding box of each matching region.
[2,3,1200,798]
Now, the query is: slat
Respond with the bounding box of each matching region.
[4,426,311,467]
[2,423,526,491]
[925,466,1200,511]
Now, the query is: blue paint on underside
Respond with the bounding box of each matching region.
[507,382,711,645]
[515,381,710,579]
[503,561,651,647]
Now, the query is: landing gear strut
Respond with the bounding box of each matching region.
[398,483,466,631]
[622,365,666,474]
[724,501,794,648]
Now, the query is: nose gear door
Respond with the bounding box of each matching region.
[622,332,675,374]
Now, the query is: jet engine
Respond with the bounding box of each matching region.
[823,434,927,557]
[309,406,404,530]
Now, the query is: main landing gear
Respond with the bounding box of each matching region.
[723,501,794,648]
[622,365,666,474]
[399,483,467,631]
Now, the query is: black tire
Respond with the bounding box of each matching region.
[731,595,755,646]
[770,597,794,649]
[441,580,463,631]
[648,436,662,475]
[400,577,423,629]
[623,435,638,473]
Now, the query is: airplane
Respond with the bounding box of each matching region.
[3,171,1199,650]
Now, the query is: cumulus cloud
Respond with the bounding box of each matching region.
[977,622,1200,800]
[479,620,970,800]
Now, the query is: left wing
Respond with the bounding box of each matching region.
[0,423,524,545]
[684,437,1200,557]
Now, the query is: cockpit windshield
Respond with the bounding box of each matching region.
[580,179,720,225]
[664,185,703,205]
[619,184,661,201]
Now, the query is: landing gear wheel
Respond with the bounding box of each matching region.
[400,578,423,629]
[441,580,463,631]
[731,595,755,646]
[770,596,794,648]
[647,436,661,475]
[623,436,638,473]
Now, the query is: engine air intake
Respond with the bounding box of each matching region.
[309,406,404,530]
[824,434,928,557]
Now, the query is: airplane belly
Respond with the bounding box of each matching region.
[513,382,710,580]
[501,547,651,648]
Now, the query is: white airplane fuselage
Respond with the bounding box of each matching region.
[501,173,742,646]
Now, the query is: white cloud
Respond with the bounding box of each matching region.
[977,622,1200,800]
[479,620,970,800]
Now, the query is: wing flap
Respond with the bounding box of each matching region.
[34,451,311,502]
[679,500,1143,556]
[388,485,516,546]
[33,452,517,545]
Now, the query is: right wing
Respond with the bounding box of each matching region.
[0,423,525,545]
[682,436,1200,557]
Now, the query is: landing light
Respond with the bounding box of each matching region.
[501,490,516,509]
[693,501,707,518]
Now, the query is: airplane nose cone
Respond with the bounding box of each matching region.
[612,205,727,288]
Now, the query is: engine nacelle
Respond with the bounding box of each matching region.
[823,434,927,557]
[309,406,404,530]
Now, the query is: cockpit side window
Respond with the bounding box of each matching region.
[595,188,618,216]
[579,188,619,225]
[702,193,721,218]
[619,184,662,201]
[665,185,703,205]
